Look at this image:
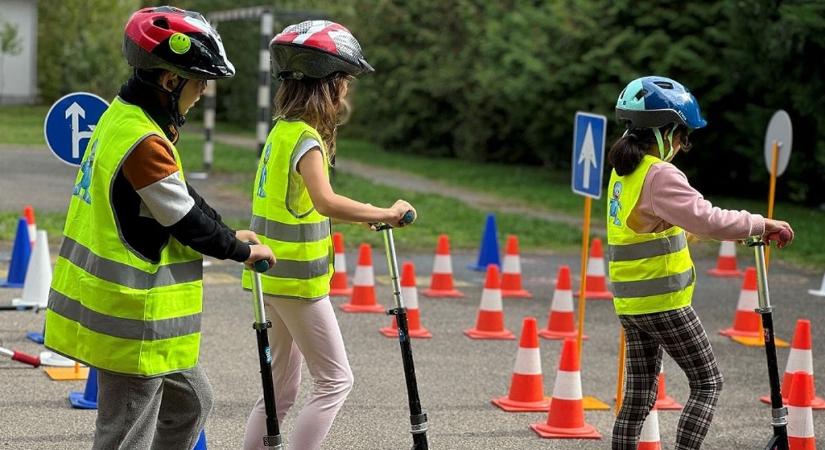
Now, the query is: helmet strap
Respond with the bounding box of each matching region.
[653,128,666,160]
[133,69,188,128]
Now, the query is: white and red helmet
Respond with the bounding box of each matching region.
[270,20,374,80]
[123,6,235,80]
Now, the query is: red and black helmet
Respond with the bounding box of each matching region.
[270,20,374,80]
[123,6,235,80]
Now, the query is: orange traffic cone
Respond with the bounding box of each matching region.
[719,267,760,338]
[500,235,532,298]
[464,264,514,340]
[576,238,612,300]
[423,234,464,298]
[638,408,662,450]
[760,319,825,409]
[380,262,431,339]
[530,338,601,439]
[720,267,790,348]
[787,372,816,450]
[23,205,36,248]
[539,266,586,340]
[329,232,352,297]
[340,244,384,313]
[492,317,551,411]
[655,367,682,410]
[707,241,743,277]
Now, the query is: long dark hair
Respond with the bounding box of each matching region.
[608,125,692,175]
[274,72,352,162]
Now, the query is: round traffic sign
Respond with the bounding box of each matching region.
[763,110,793,177]
[43,92,109,166]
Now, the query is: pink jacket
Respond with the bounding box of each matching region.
[629,162,765,240]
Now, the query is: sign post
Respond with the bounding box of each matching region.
[44,92,109,166]
[763,110,793,267]
[571,112,609,410]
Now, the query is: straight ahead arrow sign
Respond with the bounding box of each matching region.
[577,123,597,189]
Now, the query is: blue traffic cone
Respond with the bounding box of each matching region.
[69,367,98,409]
[468,214,500,271]
[1,218,31,288]
[193,430,208,450]
[27,323,45,344]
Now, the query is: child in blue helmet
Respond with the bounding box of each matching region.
[607,76,793,450]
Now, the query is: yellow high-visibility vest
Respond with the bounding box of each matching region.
[241,119,333,300]
[606,154,695,315]
[45,97,203,376]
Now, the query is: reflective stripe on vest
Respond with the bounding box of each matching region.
[608,233,687,262]
[606,155,695,315]
[45,97,203,376]
[59,237,202,289]
[241,119,333,300]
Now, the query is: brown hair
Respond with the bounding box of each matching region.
[274,72,352,162]
[608,126,692,175]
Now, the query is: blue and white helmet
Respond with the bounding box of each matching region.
[615,76,706,130]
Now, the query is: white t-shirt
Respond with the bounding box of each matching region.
[291,137,322,174]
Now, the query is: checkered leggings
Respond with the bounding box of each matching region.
[612,306,723,450]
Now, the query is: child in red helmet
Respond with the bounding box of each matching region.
[44,7,274,449]
[241,20,414,450]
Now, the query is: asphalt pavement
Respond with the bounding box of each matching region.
[1,248,823,449]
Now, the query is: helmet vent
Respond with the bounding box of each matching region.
[634,89,647,100]
[153,18,170,29]
[653,81,674,89]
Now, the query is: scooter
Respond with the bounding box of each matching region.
[249,259,283,449]
[374,210,429,450]
[748,235,789,450]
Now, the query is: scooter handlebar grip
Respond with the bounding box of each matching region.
[253,259,270,273]
[400,210,416,226]
[12,350,40,367]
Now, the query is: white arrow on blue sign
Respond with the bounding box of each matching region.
[571,112,607,199]
[44,92,109,166]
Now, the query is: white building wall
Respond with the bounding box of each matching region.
[0,0,37,104]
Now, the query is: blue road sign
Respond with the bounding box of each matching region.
[571,112,607,199]
[44,92,109,166]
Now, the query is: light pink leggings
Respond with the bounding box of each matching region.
[243,296,353,450]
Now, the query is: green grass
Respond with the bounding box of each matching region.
[0,105,49,146]
[176,132,259,174]
[337,138,607,220]
[0,211,66,243]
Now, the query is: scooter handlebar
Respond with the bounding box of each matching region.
[371,210,416,231]
[253,259,270,273]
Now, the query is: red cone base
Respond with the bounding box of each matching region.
[530,422,601,439]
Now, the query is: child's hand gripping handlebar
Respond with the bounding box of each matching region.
[371,210,416,231]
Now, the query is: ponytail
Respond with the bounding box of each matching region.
[608,129,658,176]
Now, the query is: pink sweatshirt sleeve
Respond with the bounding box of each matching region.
[642,163,765,241]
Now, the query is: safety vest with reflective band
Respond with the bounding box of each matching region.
[45,97,203,377]
[241,119,333,301]
[606,155,695,315]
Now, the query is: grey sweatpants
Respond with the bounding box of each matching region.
[93,364,213,450]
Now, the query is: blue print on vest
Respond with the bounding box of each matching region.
[257,143,271,198]
[609,181,622,226]
[73,140,97,204]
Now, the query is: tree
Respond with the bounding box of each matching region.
[0,19,23,104]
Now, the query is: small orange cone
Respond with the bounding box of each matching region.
[23,205,36,247]
[464,265,514,340]
[707,241,743,277]
[638,408,662,450]
[539,266,586,340]
[329,232,352,297]
[655,367,682,410]
[423,235,464,298]
[719,267,761,338]
[575,238,612,300]
[380,262,431,339]
[721,267,789,348]
[760,319,825,409]
[787,372,816,450]
[340,244,384,313]
[500,235,532,298]
[492,317,551,411]
[530,338,601,439]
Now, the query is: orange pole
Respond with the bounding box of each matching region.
[765,141,779,267]
[615,328,626,415]
[576,196,591,358]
